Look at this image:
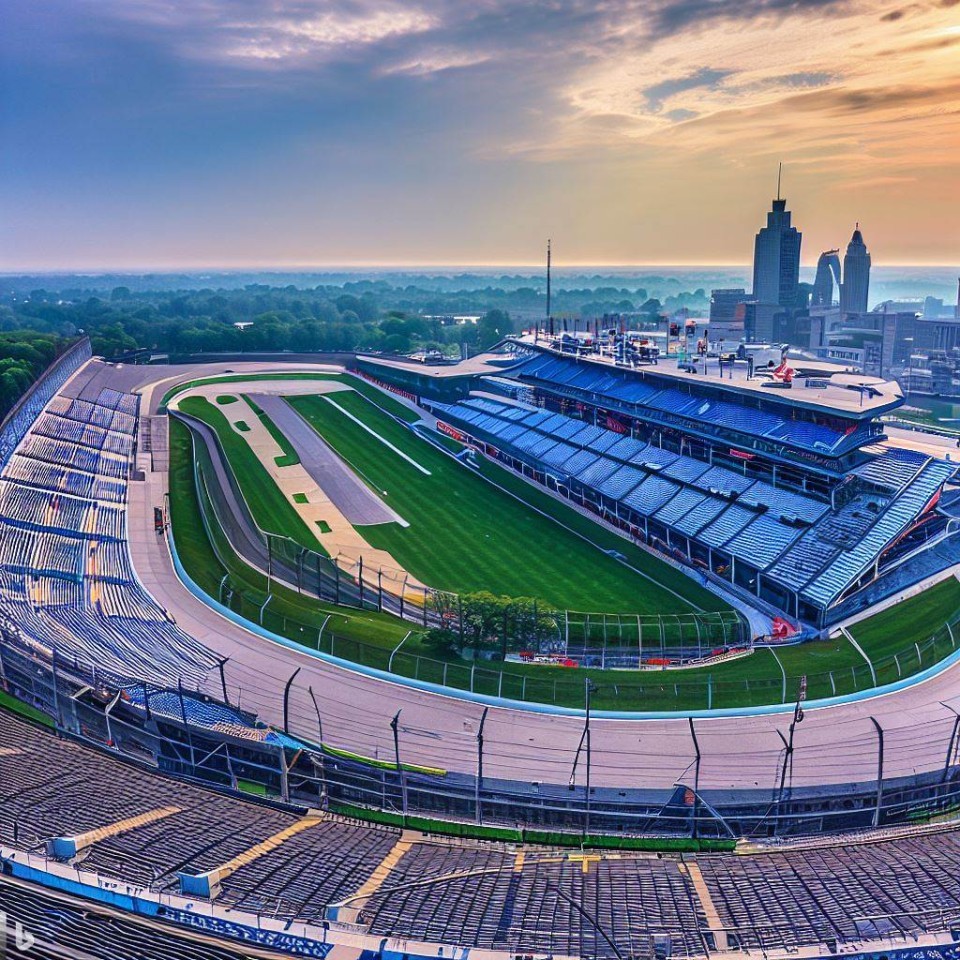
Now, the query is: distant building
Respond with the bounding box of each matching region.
[812,250,841,307]
[840,225,871,314]
[742,301,780,343]
[752,195,802,308]
[709,288,748,340]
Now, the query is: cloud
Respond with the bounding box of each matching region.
[643,68,732,112]
[641,0,849,39]
[664,107,699,122]
[380,50,491,76]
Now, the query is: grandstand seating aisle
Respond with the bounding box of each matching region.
[0,383,219,687]
[3,710,960,958]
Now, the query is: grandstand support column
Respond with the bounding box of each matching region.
[942,702,960,783]
[870,717,885,828]
[391,710,408,817]
[688,718,701,839]
[283,667,301,735]
[475,706,488,825]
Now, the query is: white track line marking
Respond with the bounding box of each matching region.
[324,397,432,476]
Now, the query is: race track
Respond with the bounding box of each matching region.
[101,361,960,798]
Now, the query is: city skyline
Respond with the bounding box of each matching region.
[3,0,959,270]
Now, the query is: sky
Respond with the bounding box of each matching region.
[1,0,958,270]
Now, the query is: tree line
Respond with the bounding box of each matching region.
[0,332,77,422]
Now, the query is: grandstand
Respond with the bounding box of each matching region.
[0,375,220,689]
[4,710,960,959]
[394,338,960,627]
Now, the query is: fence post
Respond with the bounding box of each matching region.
[942,702,960,783]
[391,710,408,817]
[283,667,301,735]
[707,674,713,710]
[476,706,488,824]
[870,717,884,828]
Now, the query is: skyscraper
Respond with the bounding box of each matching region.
[840,224,871,315]
[752,181,802,308]
[812,249,841,306]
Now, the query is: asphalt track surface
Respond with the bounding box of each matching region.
[250,393,401,526]
[74,362,960,795]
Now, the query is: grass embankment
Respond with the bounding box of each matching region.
[288,390,709,614]
[846,577,960,685]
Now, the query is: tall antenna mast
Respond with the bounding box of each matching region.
[546,239,552,321]
[777,162,782,201]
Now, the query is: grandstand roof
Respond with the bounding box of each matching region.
[509,336,903,418]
